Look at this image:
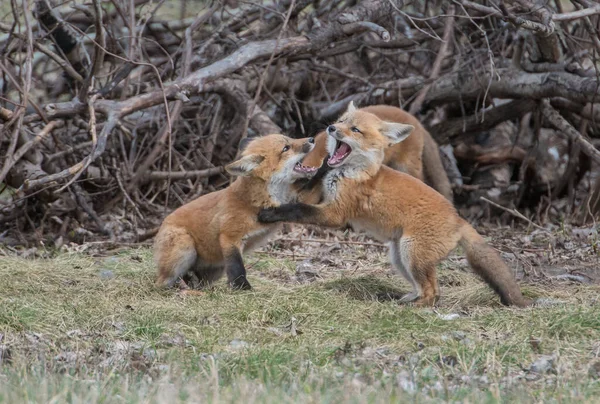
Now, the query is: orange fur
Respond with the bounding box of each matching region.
[259,104,530,307]
[301,104,452,201]
[154,134,317,290]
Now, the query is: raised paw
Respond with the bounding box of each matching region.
[257,207,283,223]
[230,276,252,291]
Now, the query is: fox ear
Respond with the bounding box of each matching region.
[238,135,258,152]
[380,122,414,144]
[346,100,357,114]
[225,154,265,177]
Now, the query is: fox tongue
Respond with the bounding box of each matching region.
[329,142,351,165]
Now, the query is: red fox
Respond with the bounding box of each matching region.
[258,102,530,307]
[300,105,453,201]
[154,134,318,290]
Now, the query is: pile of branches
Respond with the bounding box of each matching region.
[1,0,600,246]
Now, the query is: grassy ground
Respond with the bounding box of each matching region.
[1,225,599,403]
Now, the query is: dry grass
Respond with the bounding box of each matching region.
[1,225,600,403]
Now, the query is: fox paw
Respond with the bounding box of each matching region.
[230,277,252,291]
[257,207,282,223]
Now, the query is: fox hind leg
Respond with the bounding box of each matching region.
[389,239,421,303]
[390,237,440,306]
[154,229,197,288]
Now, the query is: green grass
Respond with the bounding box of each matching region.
[0,247,599,403]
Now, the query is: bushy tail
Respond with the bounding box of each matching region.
[458,220,531,307]
[154,226,197,288]
[422,130,453,202]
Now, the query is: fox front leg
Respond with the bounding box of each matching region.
[258,203,346,228]
[220,236,252,290]
[224,247,252,290]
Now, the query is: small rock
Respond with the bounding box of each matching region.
[111,321,126,333]
[529,355,556,374]
[295,259,320,282]
[229,339,250,350]
[352,373,367,388]
[0,345,12,364]
[396,370,416,393]
[529,337,542,353]
[267,327,285,337]
[159,333,186,347]
[130,255,143,262]
[440,355,458,367]
[199,314,220,325]
[142,348,157,361]
[99,270,115,279]
[20,248,38,259]
[66,329,83,338]
[588,361,600,379]
[104,257,120,265]
[451,331,466,341]
[437,313,460,321]
[54,352,78,363]
[533,298,567,307]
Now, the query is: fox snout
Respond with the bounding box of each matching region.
[302,137,315,153]
[326,125,342,140]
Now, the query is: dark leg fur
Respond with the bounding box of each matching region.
[225,248,252,290]
[258,203,321,224]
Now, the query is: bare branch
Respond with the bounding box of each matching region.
[541,99,600,165]
[553,4,600,21]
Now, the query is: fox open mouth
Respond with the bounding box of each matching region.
[327,140,351,167]
[294,161,318,175]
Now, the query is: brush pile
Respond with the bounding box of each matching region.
[1,0,599,246]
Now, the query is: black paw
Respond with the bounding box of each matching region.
[230,277,252,291]
[258,207,282,223]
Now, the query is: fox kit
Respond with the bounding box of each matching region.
[259,102,530,307]
[154,134,318,290]
[300,105,453,201]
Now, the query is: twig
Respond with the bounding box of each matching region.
[0,30,84,83]
[242,0,296,140]
[89,0,106,82]
[409,5,455,115]
[275,237,386,247]
[23,113,119,191]
[340,21,391,41]
[541,99,600,165]
[0,120,63,185]
[56,89,101,192]
[115,168,143,220]
[480,197,547,231]
[147,167,225,180]
[553,5,600,21]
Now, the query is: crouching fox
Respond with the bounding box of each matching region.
[154,134,318,291]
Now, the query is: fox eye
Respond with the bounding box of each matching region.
[308,137,315,144]
[282,145,290,152]
[351,126,361,133]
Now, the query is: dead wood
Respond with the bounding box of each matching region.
[0,0,599,245]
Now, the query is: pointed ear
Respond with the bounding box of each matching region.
[238,135,258,152]
[346,100,357,114]
[225,154,265,177]
[380,122,414,144]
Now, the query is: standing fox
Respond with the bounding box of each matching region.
[258,102,530,307]
[300,105,453,201]
[154,134,318,290]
